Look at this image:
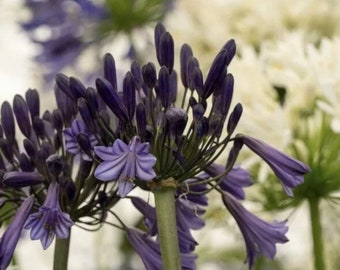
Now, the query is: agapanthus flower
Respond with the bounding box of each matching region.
[126,228,196,270]
[25,181,74,249]
[222,193,289,269]
[94,136,156,197]
[0,21,311,269]
[0,197,34,270]
[205,163,253,200]
[63,118,98,160]
[241,135,311,196]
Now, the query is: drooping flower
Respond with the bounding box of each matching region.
[205,163,253,200]
[222,193,289,269]
[241,135,311,196]
[94,136,156,197]
[63,119,98,160]
[24,181,74,249]
[0,197,34,270]
[126,228,196,270]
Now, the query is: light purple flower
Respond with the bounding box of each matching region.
[126,228,196,270]
[94,136,156,197]
[24,181,74,249]
[242,135,311,196]
[205,163,253,200]
[0,197,34,270]
[222,194,288,269]
[63,119,98,160]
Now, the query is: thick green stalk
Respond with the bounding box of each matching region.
[153,186,181,270]
[308,198,326,270]
[53,231,71,270]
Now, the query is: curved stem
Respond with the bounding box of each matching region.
[53,231,71,270]
[153,186,181,270]
[308,197,326,270]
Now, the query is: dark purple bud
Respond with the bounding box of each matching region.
[32,116,45,139]
[187,57,200,91]
[3,171,44,187]
[166,108,188,137]
[78,98,97,133]
[142,62,157,89]
[226,138,243,170]
[77,133,93,157]
[104,53,117,90]
[169,70,177,104]
[209,114,223,137]
[203,50,229,99]
[42,110,52,122]
[19,153,33,172]
[69,77,87,99]
[180,43,193,88]
[123,72,136,120]
[0,124,3,138]
[131,60,142,90]
[25,89,40,120]
[214,74,234,116]
[157,66,171,109]
[0,138,14,163]
[1,101,15,143]
[227,103,243,134]
[54,84,77,126]
[46,154,63,176]
[52,110,64,131]
[55,73,76,101]
[23,139,37,157]
[96,78,129,123]
[222,39,236,66]
[192,103,205,121]
[154,23,166,64]
[136,103,147,138]
[85,87,100,113]
[159,32,175,73]
[193,67,204,96]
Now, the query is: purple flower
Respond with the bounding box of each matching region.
[2,171,44,188]
[94,136,156,197]
[222,194,288,269]
[24,182,74,249]
[205,163,253,200]
[21,0,106,82]
[242,135,311,196]
[63,119,98,160]
[126,228,196,270]
[0,197,34,270]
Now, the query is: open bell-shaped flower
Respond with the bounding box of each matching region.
[24,181,74,249]
[222,193,288,269]
[94,136,156,197]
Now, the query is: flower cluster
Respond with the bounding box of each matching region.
[0,23,310,269]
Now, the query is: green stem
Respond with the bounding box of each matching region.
[308,197,326,270]
[53,231,71,270]
[153,186,181,270]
